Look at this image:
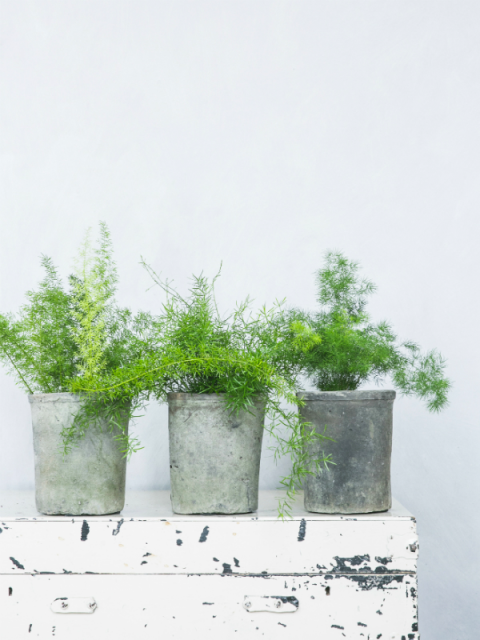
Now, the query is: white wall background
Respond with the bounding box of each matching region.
[1,1,479,637]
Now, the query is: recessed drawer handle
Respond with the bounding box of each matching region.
[51,597,97,614]
[243,596,299,613]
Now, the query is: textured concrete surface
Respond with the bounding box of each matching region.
[168,393,265,514]
[299,390,395,514]
[29,393,128,515]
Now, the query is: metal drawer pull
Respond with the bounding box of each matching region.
[243,596,299,613]
[51,597,97,614]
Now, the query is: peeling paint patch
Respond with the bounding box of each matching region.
[176,539,183,546]
[278,622,286,627]
[337,574,405,591]
[297,519,306,542]
[234,558,240,567]
[10,557,25,570]
[199,526,209,542]
[331,555,370,572]
[62,569,72,574]
[358,622,367,627]
[203,602,214,605]
[222,563,233,574]
[213,557,219,562]
[332,625,344,630]
[412,623,418,632]
[28,624,32,633]
[112,519,124,536]
[143,553,152,557]
[375,556,392,565]
[81,521,89,541]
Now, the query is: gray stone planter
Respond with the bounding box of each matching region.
[168,393,266,514]
[29,393,129,515]
[299,390,395,514]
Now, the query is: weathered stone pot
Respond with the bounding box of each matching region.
[29,393,129,515]
[168,393,266,514]
[299,390,395,514]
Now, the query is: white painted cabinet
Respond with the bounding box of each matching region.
[0,491,419,639]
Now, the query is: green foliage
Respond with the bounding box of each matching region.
[297,251,451,412]
[70,222,118,381]
[76,263,333,517]
[0,256,77,393]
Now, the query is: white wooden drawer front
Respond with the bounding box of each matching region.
[0,519,418,576]
[2,574,419,640]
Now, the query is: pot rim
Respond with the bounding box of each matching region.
[28,392,84,404]
[297,389,396,401]
[167,392,266,404]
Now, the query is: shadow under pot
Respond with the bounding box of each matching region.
[29,393,129,516]
[299,390,395,514]
[168,393,266,514]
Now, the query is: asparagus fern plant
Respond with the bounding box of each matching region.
[0,223,153,457]
[295,251,451,411]
[73,263,333,517]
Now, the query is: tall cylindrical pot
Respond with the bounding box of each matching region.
[29,393,128,515]
[168,393,265,514]
[299,390,395,514]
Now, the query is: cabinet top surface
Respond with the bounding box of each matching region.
[0,491,414,522]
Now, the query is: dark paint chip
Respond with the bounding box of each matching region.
[297,519,306,542]
[81,521,90,541]
[199,526,209,543]
[9,557,25,570]
[112,519,124,536]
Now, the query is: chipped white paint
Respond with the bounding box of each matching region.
[244,595,299,613]
[50,597,97,614]
[0,491,419,638]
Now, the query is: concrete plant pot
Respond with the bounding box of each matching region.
[168,393,266,514]
[299,390,395,514]
[29,393,129,515]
